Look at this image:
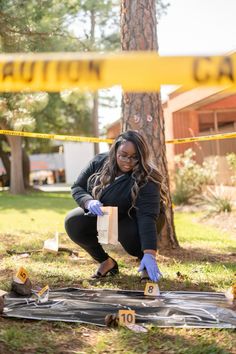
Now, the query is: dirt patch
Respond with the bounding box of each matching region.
[175,204,236,237]
[200,212,236,237]
[159,246,236,264]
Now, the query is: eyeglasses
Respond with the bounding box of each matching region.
[117,154,138,164]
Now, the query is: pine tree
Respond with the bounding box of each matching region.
[120,0,178,249]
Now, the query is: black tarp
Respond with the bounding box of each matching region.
[3,287,236,328]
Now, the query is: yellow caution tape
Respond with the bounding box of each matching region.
[1,129,236,145]
[166,132,236,144]
[0,130,113,144]
[0,52,235,92]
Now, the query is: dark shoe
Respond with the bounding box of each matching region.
[91,257,119,279]
[140,269,150,283]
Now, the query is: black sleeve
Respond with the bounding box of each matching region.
[135,181,160,251]
[71,153,108,209]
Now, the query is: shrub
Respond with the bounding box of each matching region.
[201,185,233,215]
[226,152,236,185]
[172,149,218,205]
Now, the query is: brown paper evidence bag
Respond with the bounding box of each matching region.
[97,206,118,245]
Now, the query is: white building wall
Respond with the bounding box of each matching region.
[63,142,94,184]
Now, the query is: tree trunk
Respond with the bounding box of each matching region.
[23,147,30,189]
[92,92,99,155]
[121,0,178,249]
[7,135,25,194]
[0,139,10,180]
[89,9,99,155]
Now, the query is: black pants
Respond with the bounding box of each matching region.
[64,207,144,263]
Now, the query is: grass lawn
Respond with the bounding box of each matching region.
[0,191,236,354]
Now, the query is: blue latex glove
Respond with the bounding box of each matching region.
[138,254,162,282]
[86,200,103,216]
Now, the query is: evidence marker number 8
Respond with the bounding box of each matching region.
[144,282,160,296]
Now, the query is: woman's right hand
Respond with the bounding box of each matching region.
[138,254,162,282]
[86,200,103,216]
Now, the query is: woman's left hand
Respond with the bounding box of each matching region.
[138,254,162,282]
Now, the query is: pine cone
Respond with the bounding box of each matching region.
[104,313,119,327]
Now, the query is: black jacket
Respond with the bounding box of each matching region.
[71,152,160,251]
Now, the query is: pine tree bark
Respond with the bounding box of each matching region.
[121,0,178,249]
[89,8,99,155]
[22,147,30,189]
[7,136,25,194]
[0,139,10,182]
[92,92,99,155]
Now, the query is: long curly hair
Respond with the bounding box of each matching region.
[90,130,167,212]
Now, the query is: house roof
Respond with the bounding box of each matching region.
[197,93,236,111]
[106,118,121,129]
[164,87,234,113]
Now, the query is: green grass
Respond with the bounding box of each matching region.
[175,212,235,252]
[0,190,236,354]
[0,191,75,234]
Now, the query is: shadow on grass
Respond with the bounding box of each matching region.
[78,272,219,293]
[0,318,97,354]
[159,246,236,265]
[0,191,74,213]
[115,326,235,354]
[1,317,235,354]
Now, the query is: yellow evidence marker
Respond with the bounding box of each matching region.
[118,309,136,326]
[37,285,49,297]
[15,267,28,284]
[144,282,160,296]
